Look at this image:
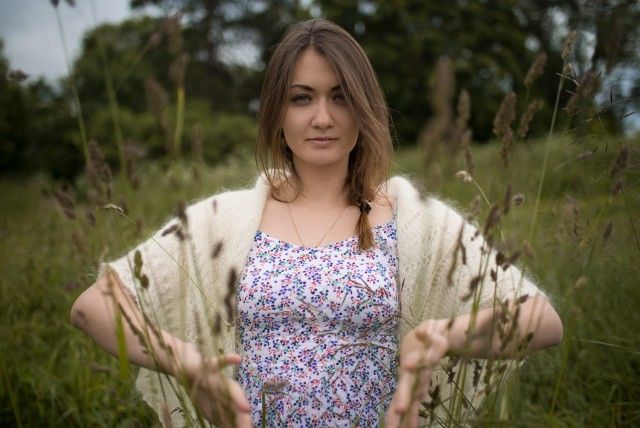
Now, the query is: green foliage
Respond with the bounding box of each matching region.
[193,111,257,163]
[1,135,638,425]
[0,42,83,178]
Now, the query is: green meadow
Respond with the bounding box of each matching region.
[1,135,638,426]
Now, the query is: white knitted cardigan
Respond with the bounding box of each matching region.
[106,174,542,426]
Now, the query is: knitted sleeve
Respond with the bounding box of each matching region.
[99,196,220,338]
[421,197,546,320]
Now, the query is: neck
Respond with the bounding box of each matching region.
[290,160,349,208]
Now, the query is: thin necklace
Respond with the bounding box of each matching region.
[287,199,349,247]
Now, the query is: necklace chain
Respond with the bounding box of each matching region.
[287,200,349,248]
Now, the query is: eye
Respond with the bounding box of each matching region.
[290,94,311,104]
[333,92,347,103]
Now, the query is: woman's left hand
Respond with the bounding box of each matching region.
[385,319,449,428]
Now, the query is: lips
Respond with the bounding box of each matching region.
[307,137,337,148]
[307,136,338,142]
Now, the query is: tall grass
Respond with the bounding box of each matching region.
[1,4,638,427]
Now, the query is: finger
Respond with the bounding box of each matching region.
[394,368,418,413]
[385,401,401,428]
[424,332,448,364]
[228,380,251,413]
[209,353,243,370]
[235,411,252,428]
[400,348,423,371]
[407,400,421,428]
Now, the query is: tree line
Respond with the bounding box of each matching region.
[2,0,638,178]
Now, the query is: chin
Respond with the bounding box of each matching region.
[294,154,349,168]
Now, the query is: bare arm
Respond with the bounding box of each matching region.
[70,268,193,376]
[386,296,563,427]
[444,295,563,358]
[70,268,252,426]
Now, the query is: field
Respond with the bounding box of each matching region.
[1,135,639,426]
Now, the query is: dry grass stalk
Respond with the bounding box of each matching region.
[85,209,96,227]
[517,99,544,140]
[564,71,601,117]
[502,183,512,216]
[561,30,577,61]
[462,131,474,176]
[610,143,628,196]
[85,140,113,204]
[446,222,467,287]
[163,14,183,55]
[453,90,471,154]
[483,204,501,245]
[7,69,29,82]
[493,92,517,167]
[419,56,455,170]
[170,53,190,85]
[602,221,613,243]
[524,52,547,89]
[53,184,76,220]
[123,141,145,189]
[144,77,173,154]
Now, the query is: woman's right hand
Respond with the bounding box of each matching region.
[179,352,252,427]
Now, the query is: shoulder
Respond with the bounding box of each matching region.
[386,175,461,216]
[187,175,268,216]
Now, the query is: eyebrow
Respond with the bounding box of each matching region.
[289,84,342,92]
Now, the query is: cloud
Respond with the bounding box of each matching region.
[0,0,132,82]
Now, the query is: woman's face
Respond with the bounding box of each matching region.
[282,48,359,171]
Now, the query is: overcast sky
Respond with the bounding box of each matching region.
[0,0,136,82]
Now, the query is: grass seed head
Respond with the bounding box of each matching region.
[456,90,471,131]
[517,99,544,140]
[53,185,76,220]
[512,193,525,206]
[493,92,517,141]
[461,275,483,301]
[493,92,517,167]
[610,144,629,178]
[225,268,238,322]
[502,183,512,215]
[211,241,224,259]
[573,276,588,292]
[455,170,473,183]
[463,131,475,175]
[602,221,613,243]
[71,231,85,254]
[524,52,547,89]
[144,77,169,117]
[8,69,29,82]
[86,140,113,203]
[561,30,577,61]
[483,204,501,239]
[175,201,188,226]
[161,223,179,237]
[99,203,125,216]
[612,178,624,196]
[147,31,163,50]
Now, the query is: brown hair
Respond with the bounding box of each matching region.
[255,18,393,250]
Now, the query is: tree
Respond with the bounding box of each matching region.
[0,40,82,178]
[317,0,640,142]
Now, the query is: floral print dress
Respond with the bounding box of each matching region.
[236,216,399,427]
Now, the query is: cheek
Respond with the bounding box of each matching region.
[282,110,304,138]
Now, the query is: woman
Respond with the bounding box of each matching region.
[71,19,563,427]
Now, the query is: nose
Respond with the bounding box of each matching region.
[311,98,334,129]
